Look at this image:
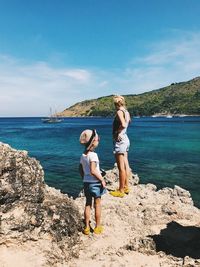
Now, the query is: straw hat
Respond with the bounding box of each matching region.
[79,129,98,150]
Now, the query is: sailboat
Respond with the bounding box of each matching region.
[166,114,173,118]
[42,108,63,123]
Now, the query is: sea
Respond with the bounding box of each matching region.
[0,116,200,207]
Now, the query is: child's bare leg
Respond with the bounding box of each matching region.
[84,197,92,228]
[94,197,101,227]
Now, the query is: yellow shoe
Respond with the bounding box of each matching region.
[94,226,103,234]
[124,187,130,194]
[83,227,90,235]
[110,190,125,198]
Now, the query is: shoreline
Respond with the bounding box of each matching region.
[1,114,200,119]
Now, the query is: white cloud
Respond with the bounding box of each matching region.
[0,58,96,116]
[63,69,91,82]
[135,31,200,66]
[122,31,200,91]
[1,30,200,116]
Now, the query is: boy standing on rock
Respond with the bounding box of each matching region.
[79,129,106,235]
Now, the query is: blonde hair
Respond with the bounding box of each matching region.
[113,95,125,107]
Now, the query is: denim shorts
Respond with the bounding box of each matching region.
[84,182,107,198]
[113,134,130,154]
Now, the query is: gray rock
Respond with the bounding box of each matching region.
[0,142,82,265]
[104,165,139,191]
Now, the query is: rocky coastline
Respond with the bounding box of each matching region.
[0,142,200,267]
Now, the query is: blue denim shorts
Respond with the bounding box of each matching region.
[113,135,130,154]
[84,182,107,198]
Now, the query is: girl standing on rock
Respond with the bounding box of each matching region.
[110,95,131,198]
[79,129,106,235]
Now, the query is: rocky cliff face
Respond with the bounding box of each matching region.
[0,142,82,267]
[0,142,200,267]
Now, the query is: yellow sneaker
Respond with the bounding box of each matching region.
[124,187,130,194]
[109,190,125,198]
[94,225,103,234]
[83,227,90,235]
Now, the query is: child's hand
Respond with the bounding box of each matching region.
[101,180,106,188]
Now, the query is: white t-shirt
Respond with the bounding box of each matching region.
[80,151,101,183]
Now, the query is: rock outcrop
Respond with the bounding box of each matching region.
[0,142,82,267]
[1,142,200,267]
[71,167,200,267]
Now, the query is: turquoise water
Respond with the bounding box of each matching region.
[0,117,200,207]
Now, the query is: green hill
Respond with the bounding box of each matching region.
[58,77,200,117]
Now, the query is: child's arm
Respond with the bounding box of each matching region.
[79,163,84,178]
[90,161,106,188]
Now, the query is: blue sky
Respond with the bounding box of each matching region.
[0,0,200,116]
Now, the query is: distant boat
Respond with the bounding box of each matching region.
[152,114,173,118]
[42,108,63,123]
[178,114,187,117]
[152,114,161,117]
[41,117,62,123]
